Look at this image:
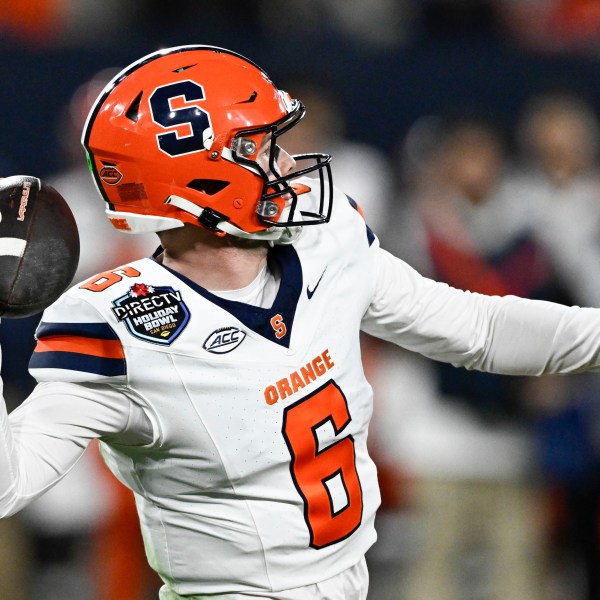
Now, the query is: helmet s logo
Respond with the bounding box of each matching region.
[100,165,123,185]
[149,80,211,157]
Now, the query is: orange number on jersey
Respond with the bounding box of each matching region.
[80,266,141,292]
[282,380,363,548]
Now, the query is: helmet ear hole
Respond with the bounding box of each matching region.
[187,179,230,195]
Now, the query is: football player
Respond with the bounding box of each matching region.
[3,45,600,599]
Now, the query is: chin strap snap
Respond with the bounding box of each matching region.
[197,207,225,231]
[165,195,226,235]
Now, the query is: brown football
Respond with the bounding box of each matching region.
[0,175,80,318]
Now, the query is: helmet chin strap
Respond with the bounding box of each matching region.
[165,195,301,243]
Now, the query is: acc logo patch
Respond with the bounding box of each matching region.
[111,283,190,345]
[203,326,246,354]
[99,164,123,185]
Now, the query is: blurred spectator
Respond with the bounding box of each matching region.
[511,89,600,308]
[281,77,395,235]
[371,116,555,600]
[0,0,134,48]
[498,0,600,55]
[509,90,600,600]
[388,114,568,307]
[0,0,65,46]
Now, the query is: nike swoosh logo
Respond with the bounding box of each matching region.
[307,268,327,299]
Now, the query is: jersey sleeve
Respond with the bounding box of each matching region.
[362,247,600,376]
[0,379,153,518]
[29,293,126,383]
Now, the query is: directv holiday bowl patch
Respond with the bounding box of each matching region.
[111,283,190,345]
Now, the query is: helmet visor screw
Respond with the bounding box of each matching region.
[239,138,257,156]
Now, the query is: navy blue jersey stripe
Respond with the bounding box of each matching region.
[36,321,119,341]
[29,350,126,377]
[346,196,376,247]
[366,224,376,247]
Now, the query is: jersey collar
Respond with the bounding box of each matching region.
[153,244,302,348]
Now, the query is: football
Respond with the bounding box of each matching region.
[0,175,80,318]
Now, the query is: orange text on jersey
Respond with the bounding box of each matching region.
[264,349,334,405]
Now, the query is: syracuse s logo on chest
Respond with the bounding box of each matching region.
[111,283,190,345]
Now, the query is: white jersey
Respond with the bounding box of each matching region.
[27,189,381,596]
[4,185,600,596]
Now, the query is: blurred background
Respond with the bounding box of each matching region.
[4,1,600,599]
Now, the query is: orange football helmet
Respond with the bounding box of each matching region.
[82,45,333,241]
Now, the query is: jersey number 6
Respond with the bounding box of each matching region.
[282,380,363,549]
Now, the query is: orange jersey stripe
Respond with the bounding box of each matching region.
[35,335,125,359]
[354,202,365,220]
